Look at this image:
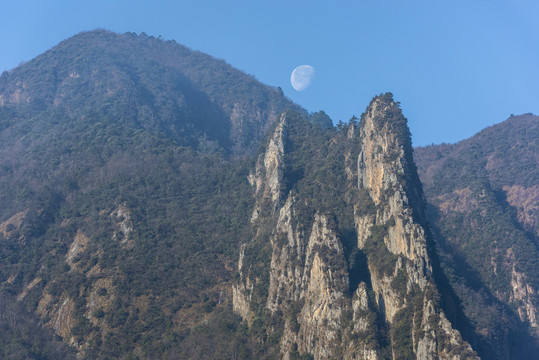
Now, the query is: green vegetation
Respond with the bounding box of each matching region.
[391,305,414,360]
[364,224,398,277]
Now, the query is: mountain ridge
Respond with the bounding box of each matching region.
[0,29,305,156]
[415,113,539,358]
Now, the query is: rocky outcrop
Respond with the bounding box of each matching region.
[355,96,476,359]
[511,267,539,333]
[507,248,539,334]
[235,113,379,359]
[279,211,349,359]
[0,210,27,240]
[232,243,255,323]
[357,96,429,266]
[110,203,134,248]
[234,114,288,321]
[38,294,77,347]
[265,197,379,359]
[355,96,431,323]
[235,95,478,359]
[266,195,306,312]
[66,231,89,269]
[248,113,287,222]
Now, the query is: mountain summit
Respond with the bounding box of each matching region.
[0,29,302,155]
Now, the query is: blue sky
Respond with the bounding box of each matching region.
[1,0,538,146]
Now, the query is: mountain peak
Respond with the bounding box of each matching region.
[0,30,302,155]
[362,92,407,132]
[358,94,420,208]
[235,98,478,359]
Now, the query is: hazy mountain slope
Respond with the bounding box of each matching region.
[415,114,539,359]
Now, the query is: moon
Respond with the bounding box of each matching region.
[291,65,315,91]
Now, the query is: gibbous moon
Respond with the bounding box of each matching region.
[291,65,315,91]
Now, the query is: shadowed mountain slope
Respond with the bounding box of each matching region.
[415,114,539,359]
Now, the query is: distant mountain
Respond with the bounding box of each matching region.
[415,114,539,358]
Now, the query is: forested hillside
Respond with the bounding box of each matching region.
[0,30,305,156]
[415,114,539,358]
[0,30,303,358]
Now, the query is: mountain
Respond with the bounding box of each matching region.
[414,114,539,359]
[0,29,536,359]
[0,29,303,358]
[0,29,304,156]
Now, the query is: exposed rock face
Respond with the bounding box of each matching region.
[249,113,287,222]
[38,294,77,347]
[234,114,288,320]
[274,210,350,359]
[66,231,89,268]
[0,210,27,239]
[355,96,474,359]
[260,193,380,359]
[356,96,430,318]
[233,243,255,323]
[507,249,539,333]
[266,195,306,312]
[357,96,429,265]
[110,203,134,248]
[511,267,539,332]
[235,96,478,359]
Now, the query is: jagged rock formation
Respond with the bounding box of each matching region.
[235,94,478,359]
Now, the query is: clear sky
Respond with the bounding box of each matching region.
[1,0,538,146]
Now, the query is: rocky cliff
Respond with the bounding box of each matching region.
[235,94,478,359]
